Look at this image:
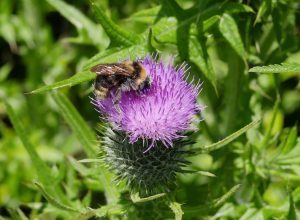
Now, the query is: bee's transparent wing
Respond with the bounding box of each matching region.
[90,64,132,76]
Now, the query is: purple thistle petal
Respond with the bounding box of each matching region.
[95,55,203,150]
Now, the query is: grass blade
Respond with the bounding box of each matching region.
[51,91,97,157]
[4,101,53,186]
[51,91,119,203]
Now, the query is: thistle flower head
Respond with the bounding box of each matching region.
[95,56,202,151]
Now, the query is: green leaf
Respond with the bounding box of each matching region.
[95,204,125,218]
[74,209,96,220]
[4,101,53,186]
[153,17,177,44]
[280,126,298,155]
[34,181,78,212]
[125,6,161,23]
[7,208,28,220]
[83,44,147,71]
[219,13,246,60]
[147,28,157,54]
[254,0,272,24]
[287,195,298,220]
[189,34,217,92]
[168,201,183,220]
[196,171,216,177]
[74,205,125,219]
[50,93,119,204]
[0,63,12,81]
[68,156,93,177]
[90,0,142,46]
[210,184,240,208]
[51,91,97,157]
[202,15,220,32]
[30,44,147,94]
[223,51,246,133]
[46,0,108,49]
[78,158,103,163]
[249,63,300,73]
[29,71,94,94]
[222,2,254,14]
[195,119,260,153]
[130,192,166,203]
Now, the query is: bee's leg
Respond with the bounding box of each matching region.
[136,90,142,96]
[113,88,122,113]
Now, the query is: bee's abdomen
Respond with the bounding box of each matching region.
[95,86,109,100]
[94,75,111,99]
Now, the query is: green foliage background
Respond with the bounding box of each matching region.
[0,0,300,219]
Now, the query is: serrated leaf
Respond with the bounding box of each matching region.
[95,204,125,217]
[249,63,300,73]
[219,13,246,60]
[34,182,78,212]
[195,120,260,153]
[90,1,142,46]
[46,0,108,49]
[189,35,217,92]
[51,91,97,157]
[29,71,93,94]
[74,209,96,220]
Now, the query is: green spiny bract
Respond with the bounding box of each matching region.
[100,126,194,197]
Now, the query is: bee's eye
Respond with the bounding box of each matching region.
[142,78,151,89]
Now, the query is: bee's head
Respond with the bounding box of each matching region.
[144,76,151,89]
[138,75,151,91]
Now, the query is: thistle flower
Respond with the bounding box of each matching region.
[95,56,202,150]
[94,55,203,195]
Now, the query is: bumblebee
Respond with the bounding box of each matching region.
[90,60,151,105]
